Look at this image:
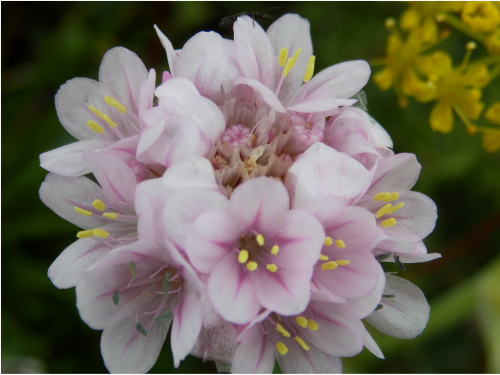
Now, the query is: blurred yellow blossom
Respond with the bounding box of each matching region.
[481,102,500,152]
[461,2,500,33]
[485,102,500,125]
[485,29,500,55]
[400,2,464,43]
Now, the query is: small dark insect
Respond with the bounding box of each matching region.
[219,6,280,29]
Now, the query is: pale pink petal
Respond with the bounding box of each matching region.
[171,291,203,368]
[232,324,275,373]
[160,156,219,192]
[185,211,239,273]
[303,196,345,228]
[288,143,371,208]
[40,140,102,177]
[176,32,229,97]
[366,274,430,339]
[208,252,261,324]
[48,238,112,289]
[235,77,286,113]
[190,322,239,364]
[229,177,290,233]
[277,340,343,373]
[234,15,276,88]
[394,251,442,263]
[84,150,137,204]
[99,47,148,116]
[267,14,313,102]
[347,263,385,319]
[138,69,156,128]
[358,109,393,148]
[300,60,370,103]
[155,76,200,98]
[154,25,177,76]
[286,98,356,113]
[364,328,385,359]
[39,173,109,229]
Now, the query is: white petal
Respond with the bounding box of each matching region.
[366,274,430,339]
[347,263,386,319]
[154,24,178,76]
[235,77,286,113]
[190,322,238,364]
[40,140,102,177]
[363,327,385,359]
[286,98,356,113]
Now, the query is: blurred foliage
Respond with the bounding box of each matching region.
[2,2,499,373]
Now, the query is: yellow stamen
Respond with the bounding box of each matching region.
[373,192,391,201]
[87,120,104,134]
[375,203,393,218]
[238,250,249,264]
[335,240,346,249]
[276,342,288,355]
[104,96,127,114]
[271,245,280,255]
[303,55,315,83]
[336,259,350,266]
[266,263,278,273]
[385,17,396,29]
[247,261,258,271]
[279,48,288,67]
[294,336,310,351]
[275,323,290,337]
[385,192,400,202]
[103,212,119,219]
[466,41,477,51]
[296,316,308,328]
[93,228,110,239]
[319,254,329,261]
[89,106,118,128]
[282,58,294,78]
[387,202,405,214]
[381,218,397,228]
[307,319,319,331]
[92,199,106,211]
[256,234,265,246]
[77,230,94,238]
[321,261,338,271]
[74,206,92,217]
[324,236,333,246]
[290,48,302,66]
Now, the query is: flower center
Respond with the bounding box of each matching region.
[220,124,255,148]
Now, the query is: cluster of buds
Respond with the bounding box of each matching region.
[39,14,439,373]
[373,1,500,152]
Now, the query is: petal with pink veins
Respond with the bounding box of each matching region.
[154,25,178,76]
[232,324,275,374]
[347,262,386,319]
[235,77,286,113]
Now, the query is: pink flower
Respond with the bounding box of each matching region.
[40,47,158,177]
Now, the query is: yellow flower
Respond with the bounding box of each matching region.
[484,102,500,125]
[485,28,500,55]
[374,25,448,106]
[462,2,500,33]
[400,2,464,43]
[482,131,500,152]
[420,43,489,133]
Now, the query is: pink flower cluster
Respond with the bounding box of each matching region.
[39,14,439,374]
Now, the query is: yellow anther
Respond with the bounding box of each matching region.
[375,203,393,218]
[247,261,258,271]
[307,319,319,331]
[381,218,397,228]
[275,323,290,338]
[319,254,329,261]
[296,316,308,328]
[238,250,249,264]
[271,245,280,255]
[266,263,278,273]
[321,261,338,271]
[282,58,294,78]
[93,228,110,239]
[103,212,119,219]
[294,336,310,351]
[104,96,127,114]
[87,120,104,134]
[74,206,92,217]
[77,230,94,238]
[290,48,302,66]
[146,293,151,298]
[373,192,391,201]
[335,240,346,249]
[276,342,288,355]
[278,48,288,67]
[303,55,315,83]
[324,236,333,246]
[336,259,350,266]
[92,199,106,211]
[89,106,118,128]
[385,192,400,202]
[387,202,405,214]
[385,17,396,29]
[466,41,477,51]
[256,234,265,246]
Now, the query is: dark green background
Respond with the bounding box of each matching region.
[2,2,500,373]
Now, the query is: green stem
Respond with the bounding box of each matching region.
[468,56,500,67]
[442,13,486,44]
